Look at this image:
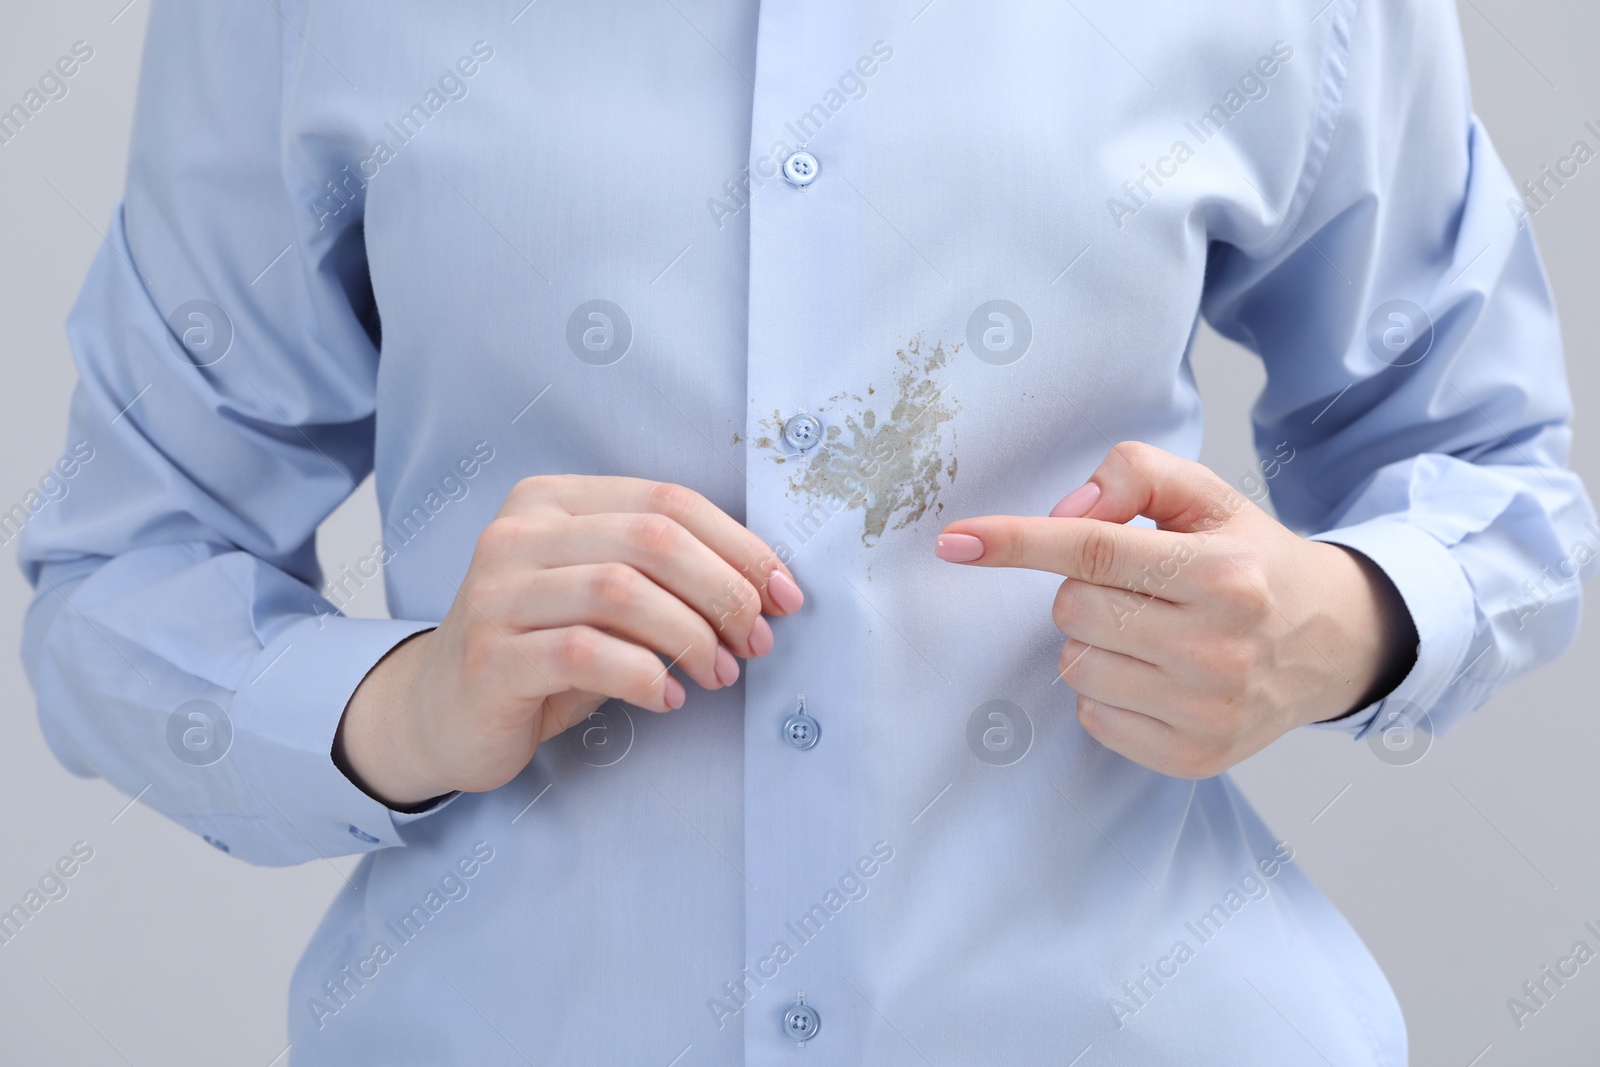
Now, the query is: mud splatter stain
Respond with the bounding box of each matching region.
[761,335,962,545]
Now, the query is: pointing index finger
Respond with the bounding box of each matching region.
[935,515,1198,600]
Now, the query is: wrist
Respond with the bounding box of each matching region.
[1311,543,1418,724]
[333,629,453,810]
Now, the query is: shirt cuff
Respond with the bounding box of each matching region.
[392,795,461,825]
[228,613,446,856]
[1305,516,1477,738]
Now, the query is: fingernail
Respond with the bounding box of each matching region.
[714,645,741,686]
[934,533,985,562]
[767,570,804,613]
[749,615,774,657]
[1050,481,1101,519]
[665,676,686,710]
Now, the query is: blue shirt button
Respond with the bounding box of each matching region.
[783,697,820,750]
[782,150,819,187]
[348,825,381,844]
[782,412,822,451]
[783,995,820,1044]
[202,835,230,853]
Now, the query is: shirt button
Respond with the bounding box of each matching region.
[782,412,822,451]
[782,995,821,1044]
[348,825,380,844]
[782,150,819,187]
[783,697,820,750]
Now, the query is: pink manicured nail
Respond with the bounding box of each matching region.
[934,533,985,562]
[665,676,686,710]
[1050,481,1101,519]
[749,615,774,657]
[767,570,804,613]
[714,645,741,686]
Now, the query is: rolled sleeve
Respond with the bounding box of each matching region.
[1200,0,1594,746]
[229,616,447,858]
[14,3,464,867]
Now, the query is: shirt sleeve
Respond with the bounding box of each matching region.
[1199,0,1597,740]
[15,0,450,865]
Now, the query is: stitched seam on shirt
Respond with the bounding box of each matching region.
[1255,0,1361,258]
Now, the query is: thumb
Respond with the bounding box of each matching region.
[1049,441,1248,534]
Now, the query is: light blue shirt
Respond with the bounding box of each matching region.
[17,0,1595,1063]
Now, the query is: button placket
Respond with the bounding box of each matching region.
[745,5,868,1058]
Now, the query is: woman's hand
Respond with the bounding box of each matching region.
[933,442,1416,779]
[335,475,803,808]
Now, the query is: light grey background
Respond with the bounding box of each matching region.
[0,3,1593,1064]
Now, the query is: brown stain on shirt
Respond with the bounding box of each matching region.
[761,335,961,545]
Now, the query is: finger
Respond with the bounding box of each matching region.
[483,563,739,692]
[937,515,1202,600]
[1074,695,1202,777]
[514,624,688,714]
[1051,578,1185,659]
[476,512,773,659]
[1054,640,1178,724]
[1054,441,1252,535]
[507,475,803,616]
